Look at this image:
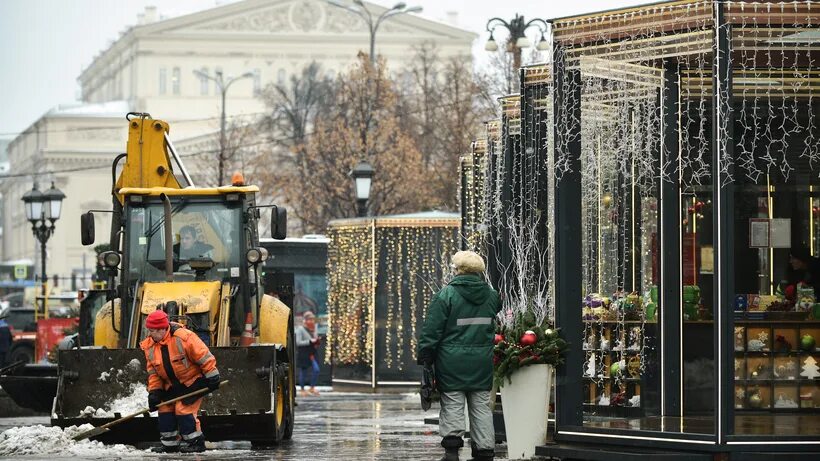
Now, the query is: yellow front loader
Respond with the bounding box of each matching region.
[51,113,295,446]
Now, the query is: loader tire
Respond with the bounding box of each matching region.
[250,366,290,448]
[251,316,295,448]
[282,313,295,439]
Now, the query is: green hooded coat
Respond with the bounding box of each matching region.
[417,274,501,392]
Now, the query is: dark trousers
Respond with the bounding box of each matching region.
[298,358,320,389]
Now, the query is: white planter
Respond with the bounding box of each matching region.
[499,364,553,460]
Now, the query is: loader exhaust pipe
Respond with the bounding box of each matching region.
[160,193,173,282]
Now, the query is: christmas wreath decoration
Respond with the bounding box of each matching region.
[493,309,568,388]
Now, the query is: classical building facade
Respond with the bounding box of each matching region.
[0,0,476,287]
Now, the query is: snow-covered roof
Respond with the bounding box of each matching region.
[328,210,460,228]
[260,235,330,244]
[46,100,131,118]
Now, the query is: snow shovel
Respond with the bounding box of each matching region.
[72,379,229,441]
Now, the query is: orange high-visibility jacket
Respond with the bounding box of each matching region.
[140,323,219,392]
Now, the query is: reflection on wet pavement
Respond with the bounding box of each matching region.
[0,393,509,460]
[258,393,444,460]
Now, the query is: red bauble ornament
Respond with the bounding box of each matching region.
[520,330,537,346]
[785,284,796,300]
[494,334,504,345]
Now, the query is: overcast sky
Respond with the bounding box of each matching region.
[0,0,656,137]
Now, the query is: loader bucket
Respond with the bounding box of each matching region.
[53,346,290,445]
[0,363,58,412]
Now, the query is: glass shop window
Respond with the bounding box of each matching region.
[677,77,716,435]
[579,81,662,430]
[729,78,820,438]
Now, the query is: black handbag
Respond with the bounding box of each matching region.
[420,363,437,411]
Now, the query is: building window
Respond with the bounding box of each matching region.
[159,68,167,95]
[214,67,222,95]
[172,67,180,95]
[277,69,286,85]
[253,68,261,95]
[199,67,209,95]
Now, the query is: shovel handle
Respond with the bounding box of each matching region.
[73,380,229,441]
[156,379,229,408]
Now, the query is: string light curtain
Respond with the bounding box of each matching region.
[327,214,458,386]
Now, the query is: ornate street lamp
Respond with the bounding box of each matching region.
[327,0,423,66]
[192,69,254,186]
[349,160,374,217]
[485,15,549,89]
[21,181,65,320]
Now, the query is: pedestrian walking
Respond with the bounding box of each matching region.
[418,251,501,461]
[295,311,321,396]
[140,310,220,453]
[0,311,12,367]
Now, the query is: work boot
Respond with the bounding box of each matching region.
[179,435,206,453]
[150,445,179,453]
[439,448,459,461]
[440,435,463,461]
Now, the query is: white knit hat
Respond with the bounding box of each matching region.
[451,251,486,275]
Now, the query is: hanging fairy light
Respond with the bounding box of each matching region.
[327,217,458,374]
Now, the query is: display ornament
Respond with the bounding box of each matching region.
[493,309,568,387]
[800,356,819,380]
[800,334,816,352]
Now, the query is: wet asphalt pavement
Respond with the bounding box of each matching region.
[0,392,510,460]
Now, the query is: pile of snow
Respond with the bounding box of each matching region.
[77,382,152,418]
[97,359,143,383]
[0,424,140,457]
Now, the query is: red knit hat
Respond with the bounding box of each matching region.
[145,310,169,329]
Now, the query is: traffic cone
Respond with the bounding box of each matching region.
[240,312,256,346]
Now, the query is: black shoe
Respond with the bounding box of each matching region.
[466,450,494,461]
[150,445,179,453]
[179,435,206,453]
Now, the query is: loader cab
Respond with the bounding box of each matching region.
[117,187,279,339]
[123,195,246,284]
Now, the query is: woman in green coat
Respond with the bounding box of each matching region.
[418,251,500,461]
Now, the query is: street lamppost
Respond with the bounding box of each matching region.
[327,0,423,65]
[192,69,254,186]
[485,15,549,88]
[21,181,65,320]
[349,160,374,217]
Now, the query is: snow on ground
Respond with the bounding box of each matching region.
[0,424,142,457]
[77,382,152,418]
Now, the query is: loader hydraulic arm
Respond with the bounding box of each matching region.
[114,114,185,204]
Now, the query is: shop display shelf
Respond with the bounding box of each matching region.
[734,319,820,325]
[583,320,654,325]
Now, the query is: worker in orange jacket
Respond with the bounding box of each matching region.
[140,310,220,453]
